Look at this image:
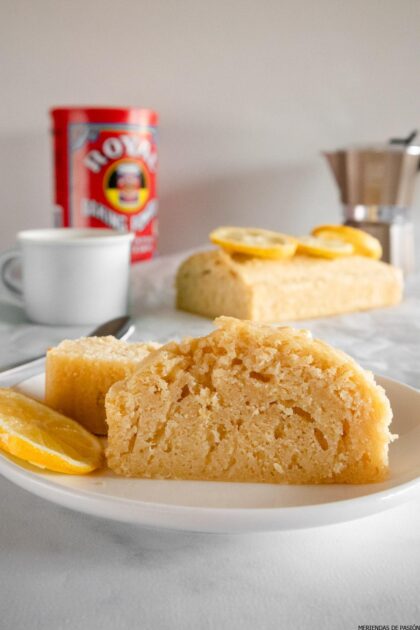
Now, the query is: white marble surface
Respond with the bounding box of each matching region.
[1,251,420,629]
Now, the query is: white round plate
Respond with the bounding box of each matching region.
[0,374,419,533]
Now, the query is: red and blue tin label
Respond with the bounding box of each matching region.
[51,108,158,262]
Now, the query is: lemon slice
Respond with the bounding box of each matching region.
[209,227,297,259]
[312,225,382,260]
[0,388,103,474]
[297,236,354,259]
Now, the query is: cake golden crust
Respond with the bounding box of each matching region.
[176,249,403,321]
[105,318,394,484]
[45,336,159,435]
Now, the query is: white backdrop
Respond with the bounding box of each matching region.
[1,0,420,254]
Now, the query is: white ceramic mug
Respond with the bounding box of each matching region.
[0,228,134,325]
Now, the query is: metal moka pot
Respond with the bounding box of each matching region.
[324,132,420,274]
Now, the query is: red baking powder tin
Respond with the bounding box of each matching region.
[50,107,158,263]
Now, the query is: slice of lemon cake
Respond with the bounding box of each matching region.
[105,318,394,484]
[176,249,403,321]
[46,336,159,435]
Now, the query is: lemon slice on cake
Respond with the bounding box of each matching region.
[312,225,382,260]
[296,235,354,259]
[0,388,103,474]
[210,227,297,259]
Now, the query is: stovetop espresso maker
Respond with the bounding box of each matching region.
[324,131,420,274]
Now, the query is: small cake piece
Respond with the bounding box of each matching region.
[176,249,403,321]
[106,317,394,484]
[45,336,159,435]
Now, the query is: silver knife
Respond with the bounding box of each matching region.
[0,316,134,387]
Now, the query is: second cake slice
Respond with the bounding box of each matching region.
[46,336,159,435]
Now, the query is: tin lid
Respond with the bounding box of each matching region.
[50,107,158,127]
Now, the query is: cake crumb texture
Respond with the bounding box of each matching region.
[106,318,394,484]
[45,336,159,435]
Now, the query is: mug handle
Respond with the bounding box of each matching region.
[0,249,23,305]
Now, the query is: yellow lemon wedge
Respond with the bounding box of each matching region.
[0,388,103,474]
[209,226,297,259]
[296,235,354,259]
[312,225,382,260]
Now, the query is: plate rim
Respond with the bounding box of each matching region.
[0,374,419,532]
